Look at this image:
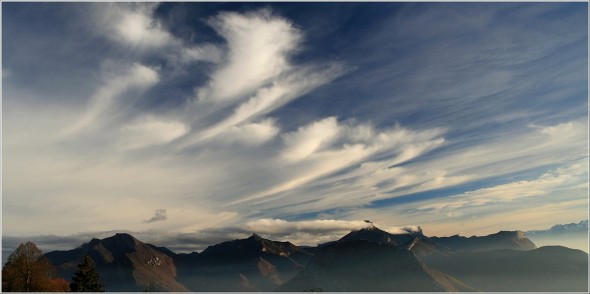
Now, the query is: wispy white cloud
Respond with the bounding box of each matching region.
[281,117,341,162]
[244,218,371,235]
[174,9,348,148]
[183,64,346,146]
[213,118,280,146]
[119,117,188,150]
[339,156,588,237]
[60,63,159,136]
[93,3,221,65]
[239,119,586,223]
[230,119,445,206]
[89,3,172,50]
[114,8,173,49]
[416,159,588,212]
[196,9,302,103]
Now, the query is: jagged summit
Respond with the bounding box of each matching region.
[199,233,310,260]
[108,232,137,240]
[336,225,444,257]
[249,233,263,240]
[175,233,313,291]
[496,230,527,238]
[339,224,423,245]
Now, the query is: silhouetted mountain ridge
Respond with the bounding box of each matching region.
[45,233,188,291]
[40,226,587,292]
[431,230,536,252]
[174,233,313,291]
[336,225,446,257]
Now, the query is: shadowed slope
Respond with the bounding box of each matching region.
[45,233,188,291]
[422,246,588,292]
[278,240,467,292]
[175,233,313,291]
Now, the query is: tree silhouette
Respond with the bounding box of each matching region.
[70,255,104,292]
[1,241,54,292]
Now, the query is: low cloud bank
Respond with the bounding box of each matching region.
[2,219,422,262]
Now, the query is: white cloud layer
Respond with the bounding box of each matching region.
[244,218,372,234]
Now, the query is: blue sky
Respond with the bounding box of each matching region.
[2,2,588,252]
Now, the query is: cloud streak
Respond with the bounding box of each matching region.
[60,63,159,136]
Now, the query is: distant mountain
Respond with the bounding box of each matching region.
[45,233,188,291]
[527,220,588,236]
[336,225,445,257]
[430,230,536,252]
[277,240,475,292]
[174,233,313,291]
[525,220,589,252]
[422,246,589,292]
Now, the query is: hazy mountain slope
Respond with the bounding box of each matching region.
[422,246,588,292]
[430,230,536,252]
[174,233,312,291]
[527,220,589,252]
[277,240,465,292]
[45,233,188,291]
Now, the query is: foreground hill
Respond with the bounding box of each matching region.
[277,240,474,292]
[45,233,187,291]
[422,245,588,292]
[174,233,313,291]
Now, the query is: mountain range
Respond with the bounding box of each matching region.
[42,225,588,292]
[527,220,589,237]
[524,220,589,253]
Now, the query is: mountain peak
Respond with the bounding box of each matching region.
[110,232,138,241]
[339,225,409,246]
[249,233,262,240]
[111,232,136,239]
[492,230,527,239]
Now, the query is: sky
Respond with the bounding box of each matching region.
[2,2,588,255]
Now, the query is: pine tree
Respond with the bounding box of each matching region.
[70,255,104,292]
